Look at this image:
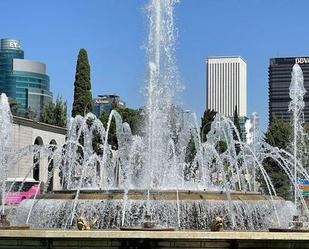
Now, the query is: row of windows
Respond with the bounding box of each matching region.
[14,76,46,83]
[16,82,48,89]
[0,81,49,91]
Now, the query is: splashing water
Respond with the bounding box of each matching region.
[4,1,309,230]
[144,0,181,189]
[289,64,306,206]
[0,93,13,215]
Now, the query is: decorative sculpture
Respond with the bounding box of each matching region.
[77,216,97,230]
[211,216,223,231]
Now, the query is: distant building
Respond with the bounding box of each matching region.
[206,56,247,140]
[206,56,247,117]
[269,57,309,123]
[92,94,126,117]
[0,38,52,119]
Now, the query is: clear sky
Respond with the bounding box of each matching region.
[1,0,309,131]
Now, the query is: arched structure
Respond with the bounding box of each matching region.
[8,116,66,191]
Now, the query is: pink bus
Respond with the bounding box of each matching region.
[2,178,41,205]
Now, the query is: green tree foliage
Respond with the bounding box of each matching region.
[25,107,37,120]
[99,107,143,149]
[41,97,67,127]
[200,109,217,142]
[8,97,19,115]
[216,140,227,154]
[72,48,92,117]
[233,106,241,154]
[184,133,197,180]
[263,115,292,200]
[302,124,309,170]
[185,133,197,164]
[233,106,241,140]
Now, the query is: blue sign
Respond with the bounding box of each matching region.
[297,179,309,185]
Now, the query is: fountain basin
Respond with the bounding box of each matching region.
[37,189,282,201]
[10,190,295,231]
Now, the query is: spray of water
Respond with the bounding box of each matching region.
[3,0,309,230]
[289,63,307,207]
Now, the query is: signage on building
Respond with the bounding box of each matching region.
[9,41,20,49]
[295,57,309,64]
[271,57,309,65]
[95,99,109,104]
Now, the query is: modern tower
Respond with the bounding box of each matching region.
[206,56,247,117]
[0,38,52,119]
[268,57,309,123]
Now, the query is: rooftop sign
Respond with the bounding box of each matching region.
[1,39,21,50]
[295,57,309,64]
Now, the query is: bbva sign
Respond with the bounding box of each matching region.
[295,57,309,64]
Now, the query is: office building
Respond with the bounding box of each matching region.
[206,56,247,117]
[0,38,52,119]
[92,94,126,117]
[269,57,309,123]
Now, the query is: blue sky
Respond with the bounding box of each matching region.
[1,0,309,131]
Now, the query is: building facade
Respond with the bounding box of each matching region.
[92,94,126,117]
[269,57,309,123]
[206,56,247,117]
[11,116,66,190]
[0,38,52,119]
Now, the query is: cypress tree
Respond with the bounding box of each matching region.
[233,106,241,154]
[72,49,92,117]
[233,106,241,139]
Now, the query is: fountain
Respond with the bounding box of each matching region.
[0,93,12,217]
[1,0,308,236]
[289,63,307,207]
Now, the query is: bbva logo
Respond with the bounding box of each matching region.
[295,57,309,64]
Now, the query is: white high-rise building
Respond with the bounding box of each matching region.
[206,56,247,117]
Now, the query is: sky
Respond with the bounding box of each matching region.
[1,0,309,131]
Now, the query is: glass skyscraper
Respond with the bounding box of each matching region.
[268,57,309,123]
[0,38,52,119]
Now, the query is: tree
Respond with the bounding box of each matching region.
[302,124,309,170]
[41,101,54,124]
[8,97,19,115]
[41,97,67,127]
[25,107,37,120]
[54,97,68,127]
[233,106,241,140]
[99,107,143,149]
[200,109,217,142]
[72,48,92,117]
[184,133,197,180]
[116,107,143,136]
[233,106,242,154]
[263,115,292,200]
